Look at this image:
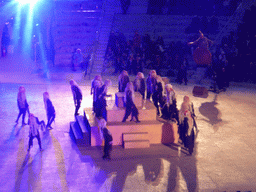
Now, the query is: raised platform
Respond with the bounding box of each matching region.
[90,120,163,146]
[83,95,179,147]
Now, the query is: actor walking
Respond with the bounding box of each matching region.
[70,79,83,116]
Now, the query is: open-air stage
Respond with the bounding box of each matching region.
[1,55,256,192]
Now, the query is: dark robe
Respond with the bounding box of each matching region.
[122,90,139,122]
[118,75,130,92]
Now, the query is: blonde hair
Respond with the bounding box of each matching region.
[19,86,25,93]
[118,70,129,81]
[43,92,50,110]
[69,79,78,86]
[165,84,173,93]
[150,70,157,78]
[43,92,49,100]
[183,95,190,103]
[125,82,134,92]
[156,75,164,95]
[104,79,112,87]
[98,118,107,129]
[17,86,26,105]
[94,75,102,82]
[125,82,135,103]
[137,72,144,79]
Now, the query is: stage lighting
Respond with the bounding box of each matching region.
[15,0,39,5]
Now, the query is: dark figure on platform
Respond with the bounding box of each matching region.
[188,30,213,65]
[70,79,83,116]
[179,96,197,155]
[43,92,55,129]
[146,70,157,100]
[15,86,29,125]
[133,31,141,54]
[83,53,90,77]
[177,57,188,85]
[95,79,111,121]
[188,31,213,83]
[152,75,164,116]
[113,56,123,75]
[216,67,229,92]
[91,75,103,113]
[133,72,146,99]
[160,84,178,121]
[99,119,113,160]
[28,113,43,152]
[118,70,130,92]
[72,48,83,71]
[120,0,131,14]
[216,51,229,91]
[122,82,140,123]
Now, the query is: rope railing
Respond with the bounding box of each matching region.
[214,0,256,45]
[88,0,108,79]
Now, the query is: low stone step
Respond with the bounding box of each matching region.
[123,140,150,149]
[70,121,84,144]
[76,115,91,146]
[122,132,149,141]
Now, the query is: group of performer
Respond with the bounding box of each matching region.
[15,86,56,152]
[92,69,198,156]
[15,68,199,156]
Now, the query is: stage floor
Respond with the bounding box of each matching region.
[1,55,256,191]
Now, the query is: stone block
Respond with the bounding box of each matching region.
[123,140,150,149]
[90,120,163,146]
[122,132,149,141]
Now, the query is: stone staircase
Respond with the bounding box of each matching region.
[88,1,117,77]
[53,0,103,67]
[69,113,91,145]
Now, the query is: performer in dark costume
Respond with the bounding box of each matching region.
[133,72,146,99]
[95,79,111,121]
[179,96,197,155]
[98,118,113,160]
[43,92,55,129]
[188,30,213,65]
[160,84,178,121]
[146,70,157,100]
[188,31,213,84]
[28,113,43,151]
[177,57,188,85]
[122,82,140,123]
[91,75,103,113]
[70,79,83,116]
[15,86,29,125]
[152,75,164,116]
[118,70,130,92]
